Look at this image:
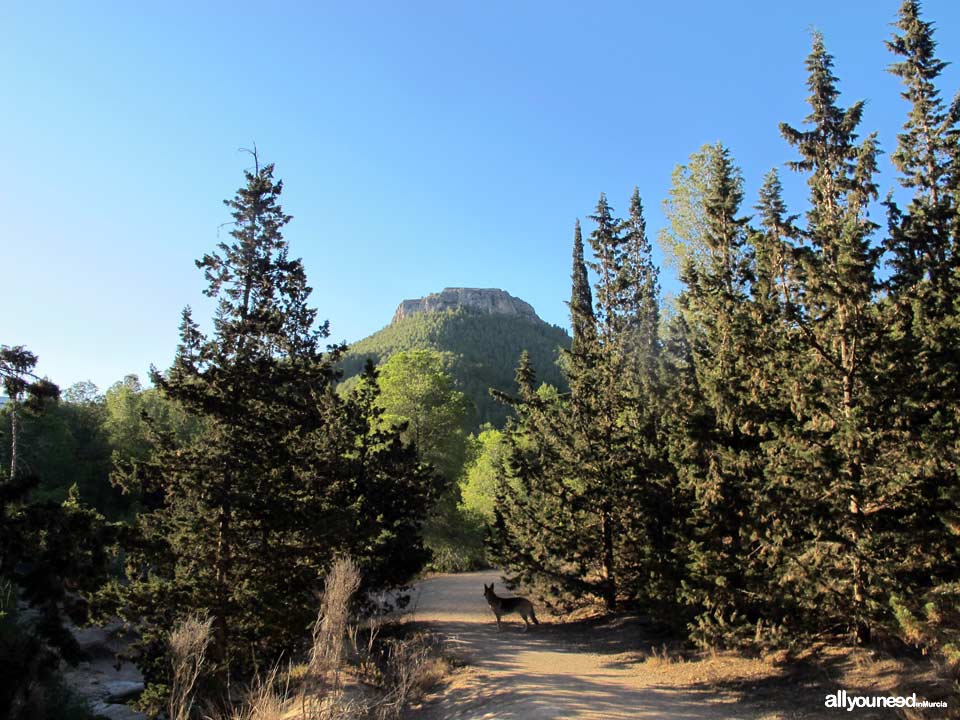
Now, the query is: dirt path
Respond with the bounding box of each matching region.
[410,570,751,720]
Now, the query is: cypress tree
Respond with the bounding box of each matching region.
[492,193,671,615]
[569,219,595,356]
[616,189,676,617]
[489,349,622,611]
[622,188,661,385]
[886,0,958,287]
[746,170,811,641]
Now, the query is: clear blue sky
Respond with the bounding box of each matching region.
[4,1,959,392]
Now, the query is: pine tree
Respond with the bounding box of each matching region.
[778,34,886,644]
[103,154,437,713]
[492,193,672,615]
[883,0,960,661]
[664,145,773,646]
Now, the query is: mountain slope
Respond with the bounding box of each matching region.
[339,305,571,428]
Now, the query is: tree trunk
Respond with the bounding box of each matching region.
[211,503,233,693]
[601,501,616,611]
[9,400,18,481]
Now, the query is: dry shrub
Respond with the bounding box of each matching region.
[309,557,362,683]
[207,666,369,720]
[169,615,214,720]
[218,665,287,720]
[374,632,451,720]
[197,556,368,720]
[179,557,454,720]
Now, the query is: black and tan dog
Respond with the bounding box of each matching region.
[483,583,539,631]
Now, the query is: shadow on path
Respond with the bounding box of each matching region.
[410,571,742,720]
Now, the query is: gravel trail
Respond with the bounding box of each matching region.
[411,570,748,720]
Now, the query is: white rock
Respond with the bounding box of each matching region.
[103,680,144,702]
[91,701,146,720]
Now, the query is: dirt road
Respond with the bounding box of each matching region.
[411,570,750,720]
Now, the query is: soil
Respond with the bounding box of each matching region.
[408,570,955,720]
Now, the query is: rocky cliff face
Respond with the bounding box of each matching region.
[392,288,539,324]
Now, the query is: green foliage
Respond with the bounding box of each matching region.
[1,382,122,518]
[880,0,960,662]
[339,307,571,429]
[374,349,470,482]
[491,193,676,618]
[489,3,960,663]
[367,349,482,572]
[103,374,201,464]
[0,349,117,720]
[102,156,439,714]
[459,426,506,523]
[659,144,718,272]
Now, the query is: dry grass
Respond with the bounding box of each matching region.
[185,557,452,720]
[169,615,214,720]
[373,633,453,720]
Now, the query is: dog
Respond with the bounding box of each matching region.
[483,582,539,631]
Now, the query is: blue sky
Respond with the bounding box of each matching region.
[3,1,959,391]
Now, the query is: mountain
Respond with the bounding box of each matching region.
[339,288,571,428]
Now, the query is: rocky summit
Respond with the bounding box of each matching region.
[392,287,539,324]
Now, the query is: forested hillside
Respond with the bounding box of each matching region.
[339,308,571,428]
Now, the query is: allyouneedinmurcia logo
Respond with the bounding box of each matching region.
[824,689,947,712]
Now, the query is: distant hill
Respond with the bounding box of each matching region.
[339,288,571,428]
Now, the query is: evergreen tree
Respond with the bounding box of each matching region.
[622,188,661,385]
[569,219,595,356]
[615,189,676,617]
[778,34,886,644]
[1,346,58,483]
[886,0,959,287]
[103,154,437,714]
[883,0,960,662]
[492,193,671,615]
[663,145,774,646]
[0,347,115,719]
[489,352,598,610]
[574,193,639,610]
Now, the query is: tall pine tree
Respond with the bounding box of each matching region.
[103,154,437,714]
[778,34,886,644]
[492,193,671,614]
[883,0,960,661]
[664,145,774,646]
